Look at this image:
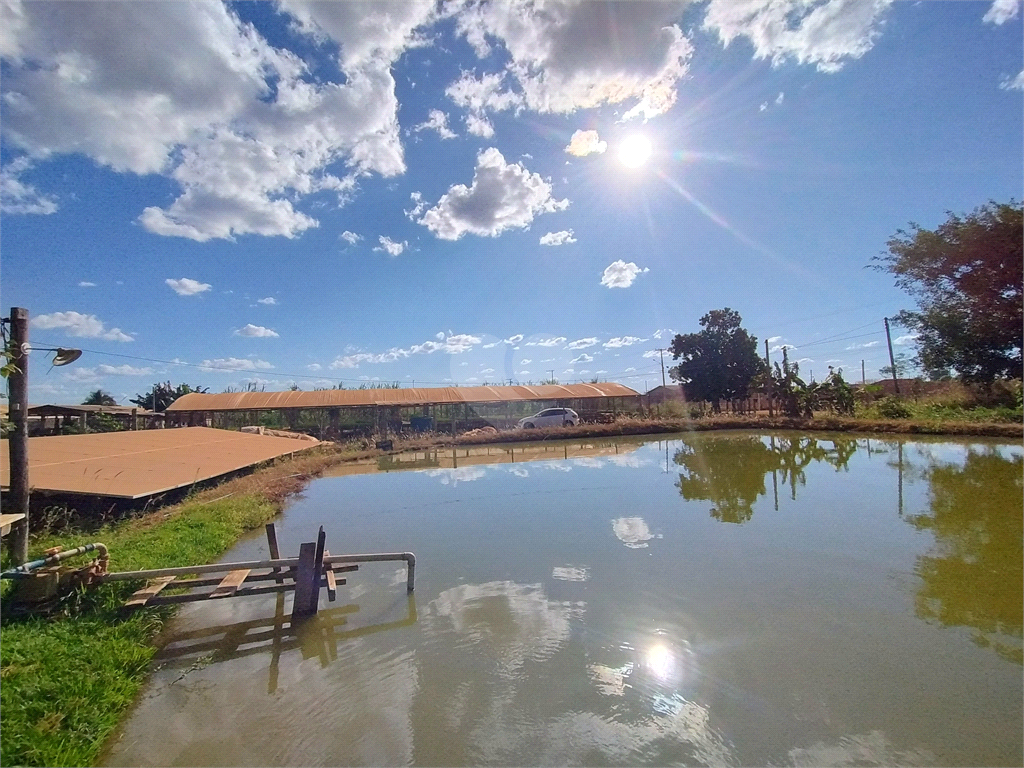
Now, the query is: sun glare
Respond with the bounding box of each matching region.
[619,134,652,168]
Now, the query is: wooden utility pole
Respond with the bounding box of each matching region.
[884,317,900,395]
[861,359,866,386]
[656,348,667,388]
[765,338,773,417]
[7,307,30,565]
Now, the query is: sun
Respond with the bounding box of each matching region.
[619,134,652,168]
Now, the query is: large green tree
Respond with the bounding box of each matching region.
[875,200,1023,383]
[668,308,765,412]
[130,381,208,412]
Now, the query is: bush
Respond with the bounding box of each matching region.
[877,396,912,419]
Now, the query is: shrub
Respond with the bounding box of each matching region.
[877,396,912,419]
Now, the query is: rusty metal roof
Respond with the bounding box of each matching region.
[166,383,640,412]
[29,404,158,416]
[0,427,320,499]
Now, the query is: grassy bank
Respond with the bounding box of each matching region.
[0,447,344,768]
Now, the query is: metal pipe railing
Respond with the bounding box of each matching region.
[97,552,416,592]
[0,542,109,579]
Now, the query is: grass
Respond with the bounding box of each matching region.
[0,447,344,768]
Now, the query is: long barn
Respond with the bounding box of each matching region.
[165,383,641,438]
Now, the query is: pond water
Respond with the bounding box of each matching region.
[103,431,1023,767]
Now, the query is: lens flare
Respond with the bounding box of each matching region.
[619,134,652,168]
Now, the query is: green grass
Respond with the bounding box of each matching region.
[0,493,281,767]
[857,400,1023,424]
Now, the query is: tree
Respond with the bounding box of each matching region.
[878,351,913,380]
[82,389,117,406]
[668,308,765,412]
[130,381,208,412]
[875,200,1023,383]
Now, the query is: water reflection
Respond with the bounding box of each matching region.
[674,434,858,523]
[152,594,418,694]
[612,516,659,548]
[907,448,1023,664]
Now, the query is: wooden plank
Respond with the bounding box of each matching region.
[265,523,284,583]
[125,575,176,607]
[209,569,250,598]
[307,526,326,616]
[0,513,26,538]
[323,549,337,602]
[291,541,318,622]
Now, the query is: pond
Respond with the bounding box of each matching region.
[103,431,1023,767]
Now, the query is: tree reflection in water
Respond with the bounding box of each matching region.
[907,449,1023,664]
[673,435,856,524]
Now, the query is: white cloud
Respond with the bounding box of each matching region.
[703,0,894,73]
[564,129,606,156]
[539,229,577,246]
[771,343,796,352]
[570,353,594,364]
[464,113,496,137]
[257,297,277,305]
[776,91,785,105]
[642,350,661,359]
[846,340,881,350]
[519,359,532,365]
[652,328,675,340]
[525,336,567,347]
[413,109,457,139]
[446,70,524,115]
[199,357,274,372]
[307,363,322,371]
[78,281,97,288]
[30,311,133,342]
[340,230,362,245]
[1000,70,1024,90]
[97,364,153,376]
[0,157,58,215]
[418,148,569,240]
[329,333,482,368]
[600,260,649,288]
[766,336,783,343]
[566,337,600,350]
[604,336,646,348]
[894,333,920,345]
[373,235,408,256]
[436,331,446,340]
[759,101,768,112]
[165,278,212,296]
[450,1,693,120]
[3,1,429,241]
[983,0,1020,24]
[234,324,279,338]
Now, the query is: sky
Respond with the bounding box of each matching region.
[1,0,1021,405]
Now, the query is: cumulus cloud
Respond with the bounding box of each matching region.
[199,357,274,371]
[307,363,322,371]
[771,343,795,352]
[0,157,58,215]
[2,1,432,241]
[234,324,279,338]
[450,1,693,120]
[600,260,649,288]
[257,297,277,305]
[766,336,783,344]
[446,70,524,115]
[1000,70,1024,90]
[539,229,577,246]
[652,328,675,340]
[31,311,133,342]
[413,109,457,139]
[464,113,496,137]
[525,336,567,347]
[703,0,895,73]
[566,337,600,350]
[373,235,408,256]
[570,353,594,364]
[418,148,569,240]
[604,336,646,348]
[983,0,1020,24]
[329,333,483,369]
[165,278,211,296]
[340,230,362,245]
[894,333,920,345]
[564,129,607,156]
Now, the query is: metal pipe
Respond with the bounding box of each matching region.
[97,551,416,592]
[0,542,109,579]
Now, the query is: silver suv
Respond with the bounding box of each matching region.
[517,407,579,429]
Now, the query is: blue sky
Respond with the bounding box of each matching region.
[2,0,1021,404]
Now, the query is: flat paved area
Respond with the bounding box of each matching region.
[0,427,319,499]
